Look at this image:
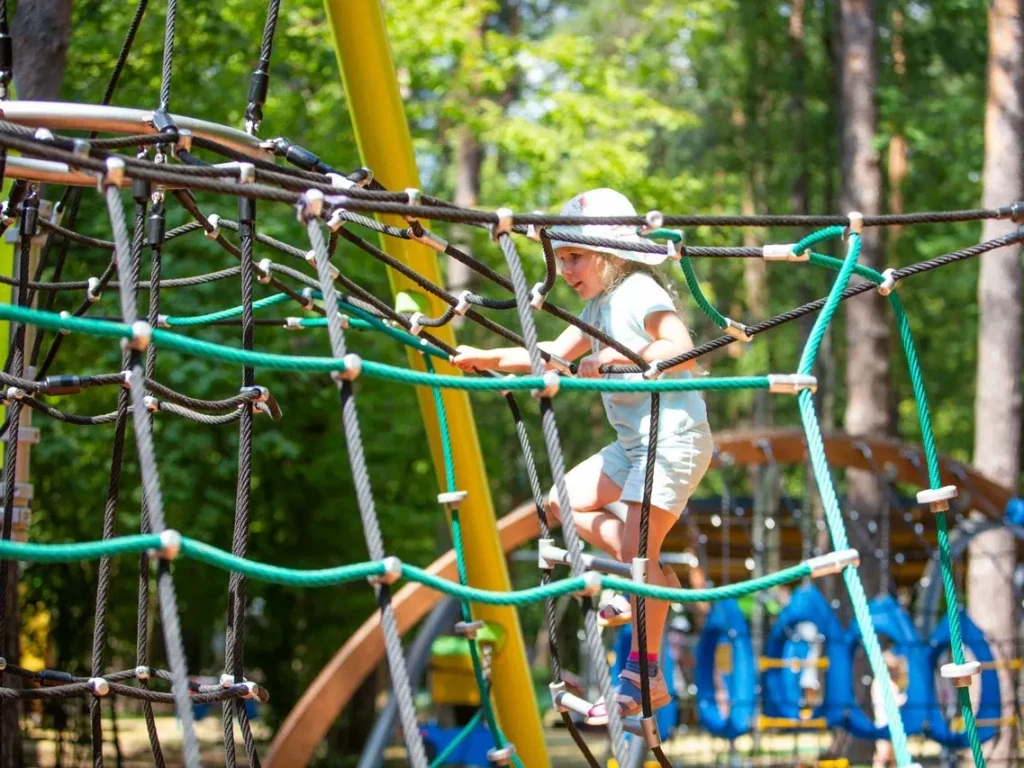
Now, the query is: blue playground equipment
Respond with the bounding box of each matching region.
[694,599,756,739]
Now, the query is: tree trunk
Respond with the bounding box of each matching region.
[836,1,888,762]
[6,3,74,766]
[448,124,482,318]
[969,1,1023,765]
[11,0,72,101]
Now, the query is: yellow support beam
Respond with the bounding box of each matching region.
[321,3,549,767]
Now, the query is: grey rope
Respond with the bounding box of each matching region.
[495,229,629,763]
[305,213,429,768]
[105,184,201,768]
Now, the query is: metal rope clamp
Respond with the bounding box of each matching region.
[437,490,468,512]
[490,207,513,242]
[917,485,958,514]
[245,385,282,421]
[368,555,402,586]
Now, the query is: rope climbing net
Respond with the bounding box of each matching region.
[0,3,1017,768]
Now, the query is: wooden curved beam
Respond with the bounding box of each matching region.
[710,427,1012,516]
[265,501,542,768]
[266,430,1012,766]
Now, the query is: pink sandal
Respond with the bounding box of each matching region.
[584,666,671,725]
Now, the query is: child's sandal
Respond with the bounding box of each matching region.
[584,666,671,725]
[597,593,632,628]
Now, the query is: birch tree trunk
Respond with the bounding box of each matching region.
[968,1,1023,764]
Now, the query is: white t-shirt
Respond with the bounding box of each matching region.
[579,272,708,449]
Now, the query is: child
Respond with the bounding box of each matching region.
[450,188,714,721]
[870,649,908,768]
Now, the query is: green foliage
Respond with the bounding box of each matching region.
[12,0,1014,761]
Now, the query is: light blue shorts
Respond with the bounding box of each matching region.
[596,422,713,517]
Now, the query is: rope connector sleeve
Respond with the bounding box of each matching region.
[332,353,362,383]
[437,490,468,510]
[297,189,325,223]
[403,188,421,225]
[257,258,273,284]
[767,373,817,395]
[526,210,544,241]
[575,571,602,598]
[487,745,517,766]
[532,371,560,399]
[491,207,513,240]
[454,620,485,639]
[326,209,347,232]
[283,317,303,331]
[847,211,864,236]
[300,287,316,310]
[305,249,339,280]
[407,226,448,253]
[529,282,546,310]
[143,396,160,412]
[58,311,72,335]
[917,485,957,513]
[408,312,424,337]
[643,360,664,381]
[878,268,898,296]
[549,681,568,712]
[175,128,193,154]
[220,673,236,688]
[941,660,980,688]
[86,277,102,303]
[205,214,221,240]
[326,173,355,190]
[640,716,661,748]
[639,210,664,235]
[454,290,473,316]
[537,538,556,571]
[368,556,402,586]
[806,548,860,577]
[763,243,810,262]
[724,317,752,342]
[631,557,649,584]
[89,678,110,697]
[153,529,182,560]
[126,320,152,352]
[135,666,151,681]
[99,157,125,191]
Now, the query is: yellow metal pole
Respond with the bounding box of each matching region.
[322,3,550,767]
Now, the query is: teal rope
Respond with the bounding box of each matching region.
[809,243,986,764]
[0,300,777,392]
[889,293,985,766]
[794,229,913,767]
[425,357,522,767]
[429,708,485,768]
[678,256,728,329]
[0,536,813,603]
[640,227,729,330]
[163,293,292,326]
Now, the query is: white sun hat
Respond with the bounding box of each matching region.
[547,188,666,265]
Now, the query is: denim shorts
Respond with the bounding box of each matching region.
[596,422,713,517]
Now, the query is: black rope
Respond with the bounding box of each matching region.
[244,0,281,134]
[504,394,602,768]
[0,193,33,763]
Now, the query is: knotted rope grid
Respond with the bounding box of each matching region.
[0,3,1014,767]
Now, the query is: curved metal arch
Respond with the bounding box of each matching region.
[710,427,1011,520]
[0,100,271,160]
